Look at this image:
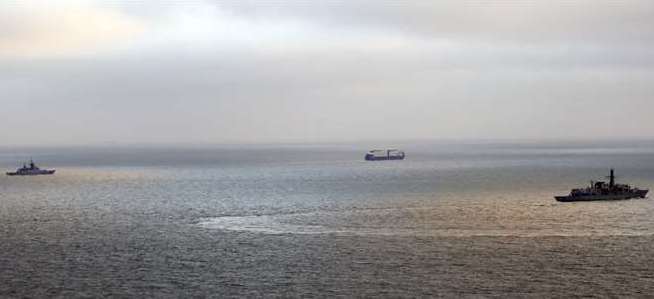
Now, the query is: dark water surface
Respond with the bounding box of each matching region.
[1,141,654,297]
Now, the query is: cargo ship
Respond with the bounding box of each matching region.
[6,159,55,176]
[555,169,648,202]
[365,149,405,161]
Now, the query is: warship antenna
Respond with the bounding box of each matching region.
[607,168,615,188]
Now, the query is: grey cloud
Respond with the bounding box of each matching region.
[207,0,654,45]
[1,1,653,145]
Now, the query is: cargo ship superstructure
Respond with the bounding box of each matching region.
[365,149,405,161]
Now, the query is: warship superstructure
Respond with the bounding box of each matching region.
[6,160,55,176]
[555,169,648,202]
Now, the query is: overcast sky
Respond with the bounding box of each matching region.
[1,0,653,145]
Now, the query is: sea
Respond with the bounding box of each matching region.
[1,140,654,297]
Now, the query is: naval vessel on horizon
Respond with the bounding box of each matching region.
[555,169,648,202]
[6,159,56,176]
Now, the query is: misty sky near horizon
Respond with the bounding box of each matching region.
[1,0,654,145]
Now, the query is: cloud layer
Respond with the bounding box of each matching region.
[0,1,144,58]
[1,0,653,145]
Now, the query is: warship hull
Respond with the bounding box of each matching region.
[6,170,55,176]
[555,190,648,202]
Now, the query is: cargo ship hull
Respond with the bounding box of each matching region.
[365,156,405,161]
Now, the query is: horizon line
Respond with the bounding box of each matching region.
[2,136,654,149]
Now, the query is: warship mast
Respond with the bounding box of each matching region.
[608,168,615,188]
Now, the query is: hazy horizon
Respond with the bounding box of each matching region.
[3,137,654,150]
[2,0,654,146]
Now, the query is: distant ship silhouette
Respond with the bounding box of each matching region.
[6,159,55,176]
[555,169,648,202]
[365,149,405,161]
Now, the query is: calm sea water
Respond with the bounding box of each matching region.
[1,141,654,297]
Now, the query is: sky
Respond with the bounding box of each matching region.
[1,0,653,145]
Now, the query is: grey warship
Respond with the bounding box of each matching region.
[6,159,55,176]
[555,169,648,202]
